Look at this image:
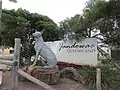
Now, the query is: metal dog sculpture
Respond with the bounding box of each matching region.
[31,30,57,68]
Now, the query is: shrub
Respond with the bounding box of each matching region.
[77,65,120,90]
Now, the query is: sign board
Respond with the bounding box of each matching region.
[46,38,97,66]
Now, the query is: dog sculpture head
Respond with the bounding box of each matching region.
[32,30,45,39]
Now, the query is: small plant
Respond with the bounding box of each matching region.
[77,64,120,90]
[77,66,96,90]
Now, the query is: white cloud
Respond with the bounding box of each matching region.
[2,0,87,24]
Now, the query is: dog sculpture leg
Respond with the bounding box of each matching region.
[27,51,39,74]
[30,51,39,67]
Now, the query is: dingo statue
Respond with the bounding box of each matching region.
[31,30,57,68]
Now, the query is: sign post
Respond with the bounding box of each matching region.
[96,68,101,90]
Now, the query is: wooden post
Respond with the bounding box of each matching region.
[0,60,13,66]
[96,68,101,90]
[12,38,21,90]
[0,55,14,60]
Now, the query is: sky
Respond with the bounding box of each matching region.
[2,0,87,24]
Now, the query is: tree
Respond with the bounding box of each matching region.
[1,8,59,46]
[60,0,120,46]
[0,0,17,45]
[59,0,106,40]
[84,0,120,46]
[59,15,88,40]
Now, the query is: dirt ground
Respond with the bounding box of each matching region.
[0,71,86,90]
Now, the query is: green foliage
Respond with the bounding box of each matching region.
[84,0,120,45]
[101,66,120,90]
[77,65,120,90]
[59,15,89,41]
[60,0,120,46]
[77,67,96,90]
[0,8,59,47]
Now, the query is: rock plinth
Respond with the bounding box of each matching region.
[30,67,60,85]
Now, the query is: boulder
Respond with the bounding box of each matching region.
[30,66,60,85]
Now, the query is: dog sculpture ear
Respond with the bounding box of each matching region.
[41,29,45,34]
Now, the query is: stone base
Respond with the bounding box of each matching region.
[30,66,60,85]
[19,66,60,84]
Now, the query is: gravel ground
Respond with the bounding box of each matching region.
[0,71,86,90]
